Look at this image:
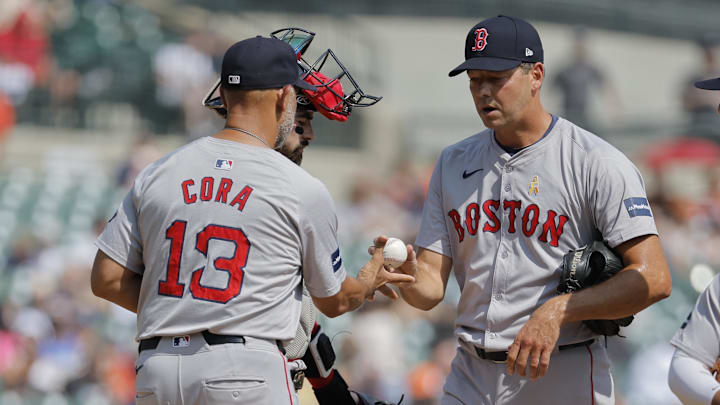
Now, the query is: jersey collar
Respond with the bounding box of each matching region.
[490,114,560,159]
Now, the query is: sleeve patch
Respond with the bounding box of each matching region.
[624,197,652,218]
[331,248,342,272]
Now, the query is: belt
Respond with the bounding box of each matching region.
[138,330,246,353]
[474,339,595,363]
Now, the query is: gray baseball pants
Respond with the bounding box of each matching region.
[441,338,614,405]
[134,333,298,405]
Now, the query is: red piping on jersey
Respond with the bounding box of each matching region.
[281,349,294,405]
[586,345,595,405]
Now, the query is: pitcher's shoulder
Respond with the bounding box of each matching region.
[440,129,493,159]
[556,118,629,161]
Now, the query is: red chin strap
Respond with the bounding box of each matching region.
[302,71,348,122]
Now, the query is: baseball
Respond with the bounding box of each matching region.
[383,237,407,268]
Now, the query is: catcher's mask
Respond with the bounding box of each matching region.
[203,27,381,122]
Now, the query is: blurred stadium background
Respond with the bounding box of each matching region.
[1,0,720,404]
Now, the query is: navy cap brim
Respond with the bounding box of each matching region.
[695,77,720,90]
[449,57,521,77]
[294,78,316,91]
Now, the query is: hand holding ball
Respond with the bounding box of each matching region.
[383,238,408,268]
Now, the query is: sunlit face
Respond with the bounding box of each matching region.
[467,65,535,129]
[278,110,315,165]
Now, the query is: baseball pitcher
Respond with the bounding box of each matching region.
[375,15,672,405]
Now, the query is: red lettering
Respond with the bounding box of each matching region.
[538,210,569,247]
[503,200,521,233]
[482,200,500,233]
[215,178,233,203]
[471,28,489,52]
[181,180,196,204]
[522,204,540,237]
[200,177,214,201]
[465,203,480,235]
[448,209,464,242]
[159,220,187,297]
[230,186,254,211]
[189,225,249,304]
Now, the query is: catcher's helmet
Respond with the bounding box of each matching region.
[203,27,381,122]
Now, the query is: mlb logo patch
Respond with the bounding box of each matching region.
[215,159,233,171]
[173,335,190,348]
[623,197,652,218]
[331,248,343,273]
[228,75,241,84]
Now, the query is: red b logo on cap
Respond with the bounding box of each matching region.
[471,28,489,52]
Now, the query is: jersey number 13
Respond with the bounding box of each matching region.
[158,220,250,304]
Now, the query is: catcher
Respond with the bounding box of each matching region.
[204,27,400,405]
[668,75,720,405]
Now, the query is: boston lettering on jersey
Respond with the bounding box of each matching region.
[447,199,569,247]
[181,177,254,211]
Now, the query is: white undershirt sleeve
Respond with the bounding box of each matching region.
[668,348,720,405]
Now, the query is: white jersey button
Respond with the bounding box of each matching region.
[501,251,508,259]
[504,184,511,192]
[505,166,513,173]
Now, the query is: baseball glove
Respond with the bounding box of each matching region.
[557,240,634,336]
[711,357,720,382]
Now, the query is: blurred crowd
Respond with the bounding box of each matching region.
[2,1,720,405]
[0,218,137,405]
[1,0,224,138]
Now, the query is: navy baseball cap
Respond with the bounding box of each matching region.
[695,77,720,90]
[449,15,544,77]
[221,36,316,91]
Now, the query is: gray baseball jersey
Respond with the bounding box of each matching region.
[96,136,347,342]
[416,116,657,351]
[671,274,720,367]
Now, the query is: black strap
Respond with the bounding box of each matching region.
[474,347,508,362]
[474,339,595,362]
[138,337,160,353]
[311,370,356,405]
[138,331,246,353]
[201,330,246,345]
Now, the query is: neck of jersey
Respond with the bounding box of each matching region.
[495,114,558,156]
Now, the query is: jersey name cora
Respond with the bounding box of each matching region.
[181,177,254,211]
[447,199,569,247]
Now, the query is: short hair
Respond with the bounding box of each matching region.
[222,87,266,107]
[519,62,534,73]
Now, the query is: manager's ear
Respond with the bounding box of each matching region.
[276,85,296,114]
